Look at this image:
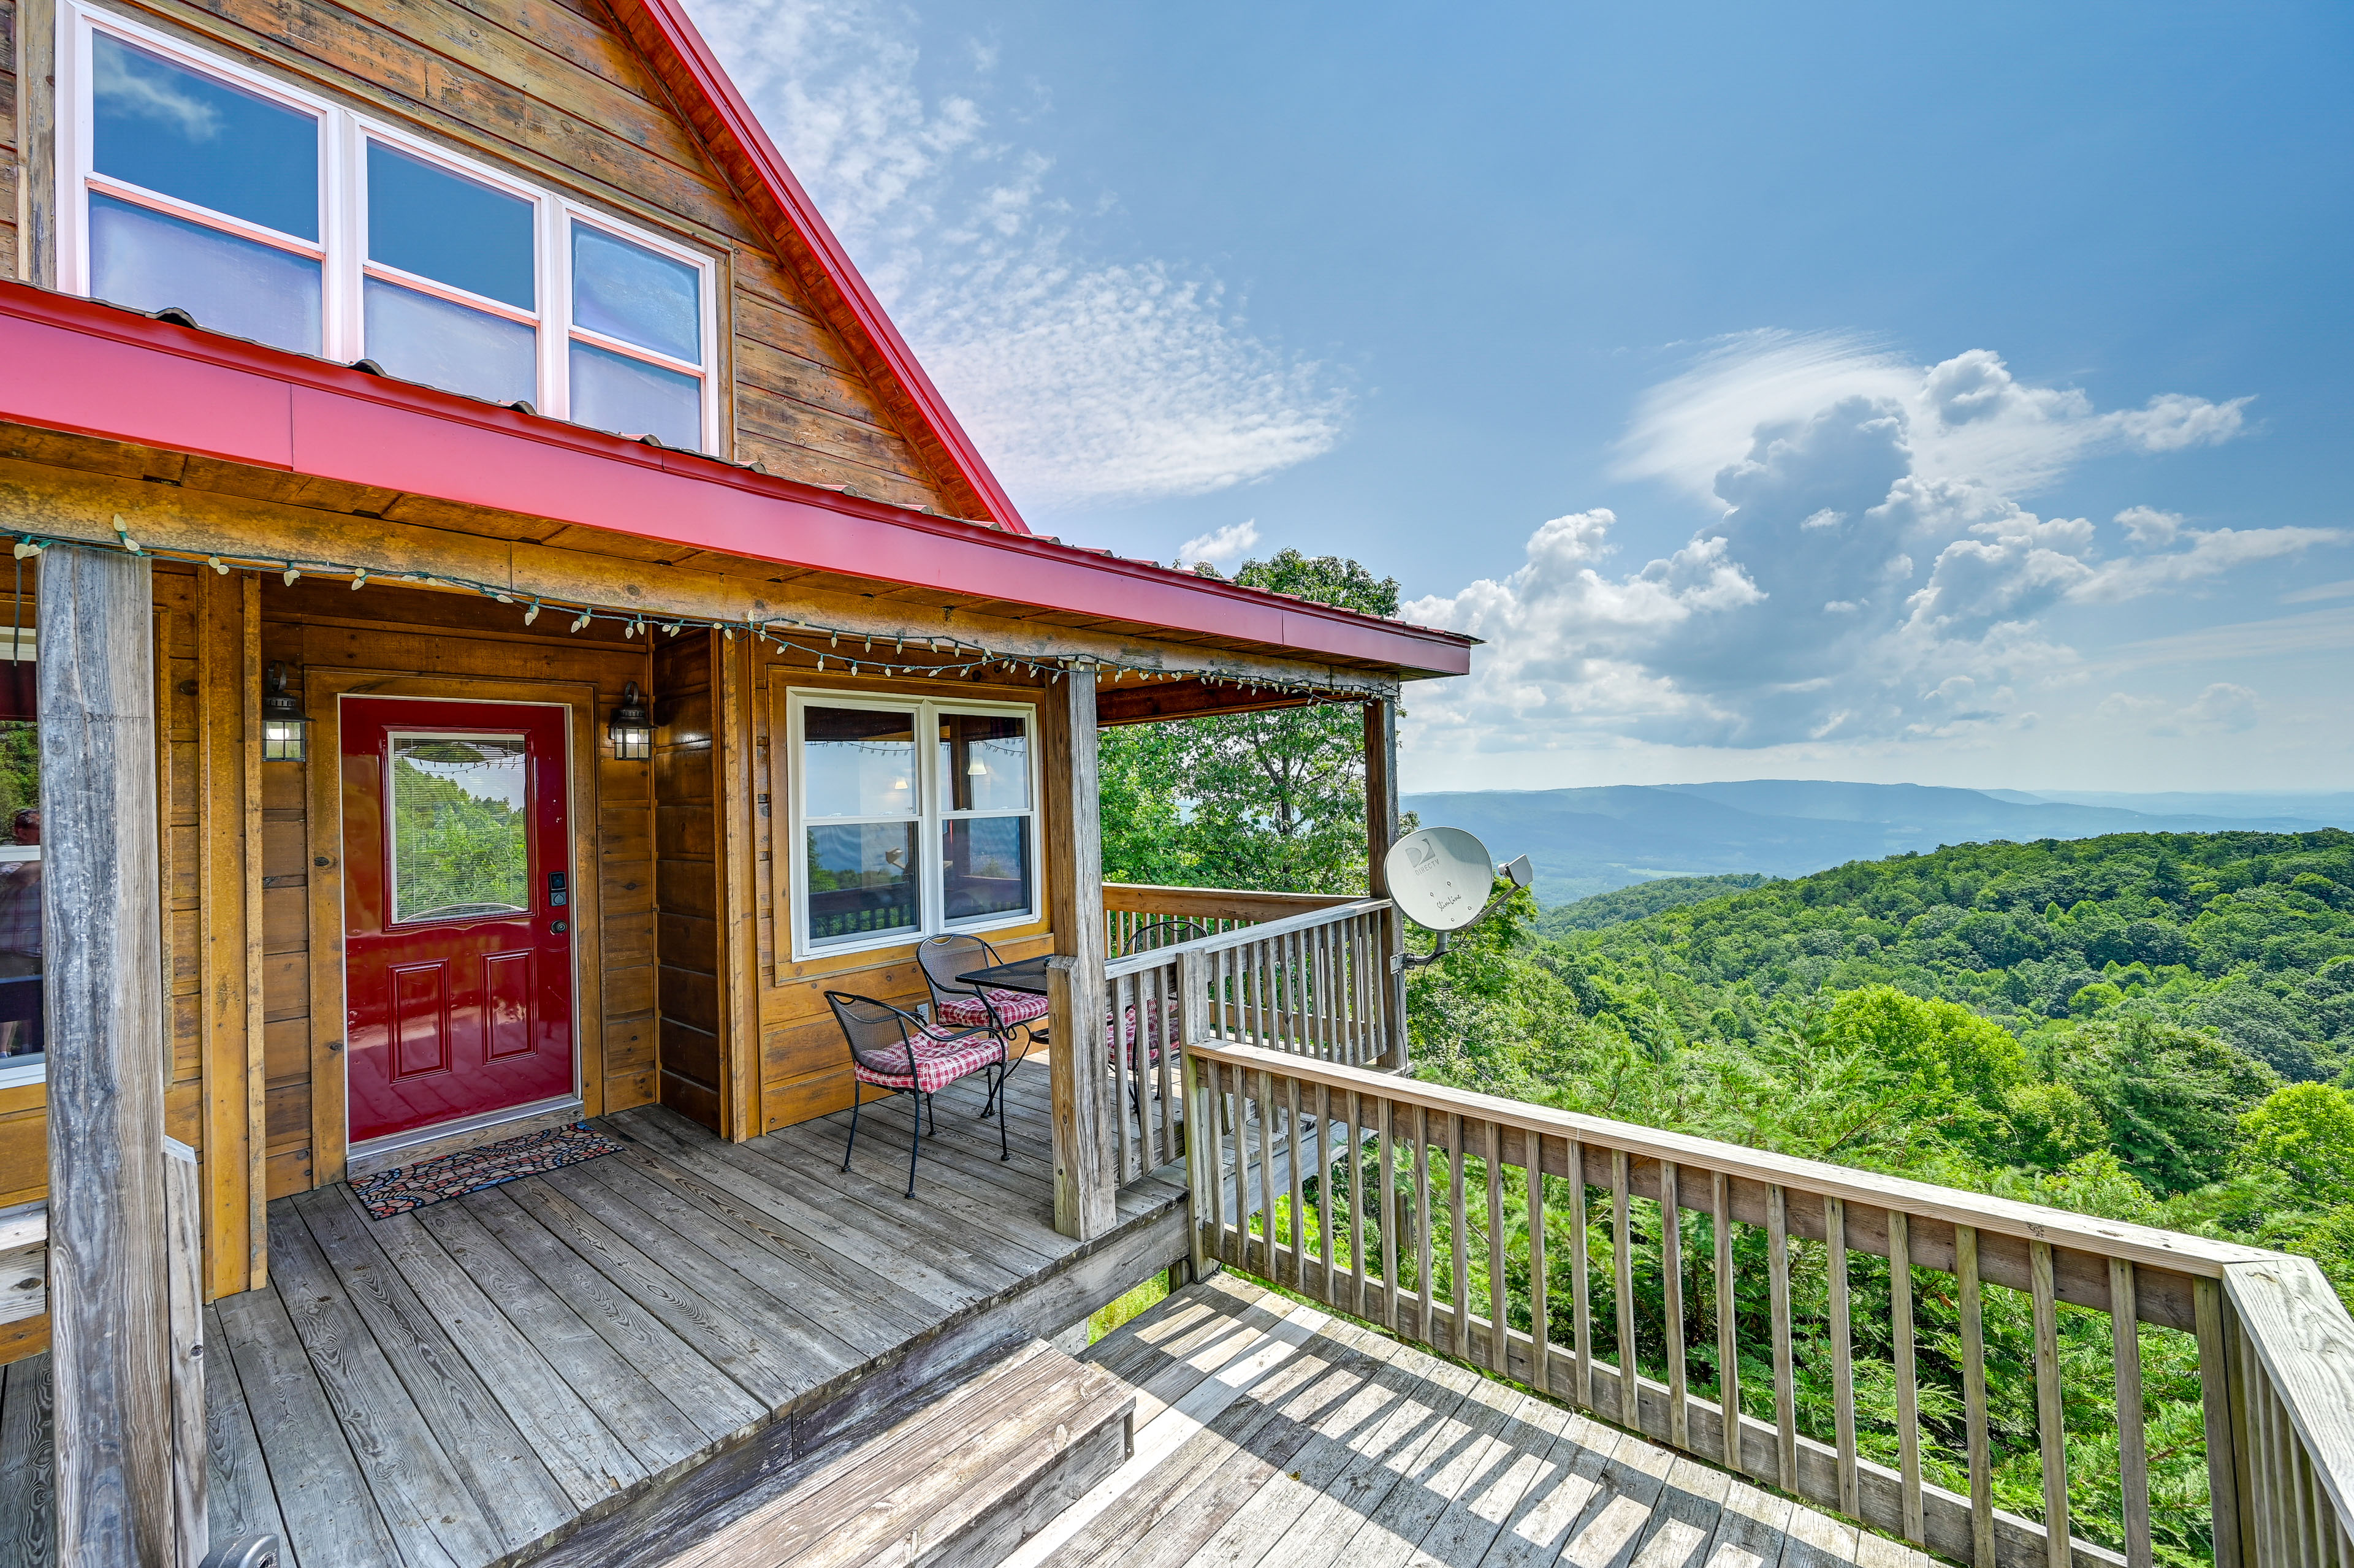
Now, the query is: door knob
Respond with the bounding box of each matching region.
[550,920,568,934]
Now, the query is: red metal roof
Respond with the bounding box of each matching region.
[0,285,1473,677]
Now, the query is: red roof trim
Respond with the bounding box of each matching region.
[0,285,1471,676]
[615,0,1031,535]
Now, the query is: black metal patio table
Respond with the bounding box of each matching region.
[954,955,1053,995]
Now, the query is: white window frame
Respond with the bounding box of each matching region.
[53,0,721,450]
[787,691,1042,961]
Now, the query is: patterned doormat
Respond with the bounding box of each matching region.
[350,1121,627,1219]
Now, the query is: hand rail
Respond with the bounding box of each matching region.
[1091,899,1400,1189]
[1179,1038,2354,1568]
[1103,897,1390,980]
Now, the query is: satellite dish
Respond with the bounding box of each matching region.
[1385,826,1496,932]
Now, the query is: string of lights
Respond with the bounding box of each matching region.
[11,520,1387,704]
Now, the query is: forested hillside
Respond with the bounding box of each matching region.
[1397,829,2354,1563]
[1536,872,1776,934]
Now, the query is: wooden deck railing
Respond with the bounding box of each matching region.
[1179,1039,2354,1568]
[1092,897,1400,1186]
[1102,881,1363,950]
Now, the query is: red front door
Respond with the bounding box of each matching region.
[343,698,575,1146]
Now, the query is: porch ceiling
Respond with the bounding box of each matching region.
[0,284,1472,688]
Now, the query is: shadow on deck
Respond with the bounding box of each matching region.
[1017,1274,1924,1568]
[0,1065,1187,1568]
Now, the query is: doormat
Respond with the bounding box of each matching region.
[351,1122,627,1219]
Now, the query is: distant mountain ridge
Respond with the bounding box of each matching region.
[1400,779,2351,905]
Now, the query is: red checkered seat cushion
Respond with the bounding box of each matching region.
[934,988,1051,1030]
[1108,995,1168,1068]
[851,1029,1004,1095]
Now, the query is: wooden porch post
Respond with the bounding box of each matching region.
[1363,697,1409,1071]
[42,543,189,1566]
[1046,669,1113,1239]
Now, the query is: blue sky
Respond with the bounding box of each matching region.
[688,0,2353,793]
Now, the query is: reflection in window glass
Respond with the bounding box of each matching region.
[943,817,1030,923]
[93,33,318,239]
[366,142,535,308]
[90,193,321,353]
[389,736,529,923]
[803,707,916,820]
[939,713,1029,814]
[365,277,536,405]
[568,340,701,449]
[807,822,919,946]
[0,647,39,1075]
[571,224,699,363]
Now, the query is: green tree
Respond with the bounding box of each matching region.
[1099,549,1398,894]
[2239,1082,2354,1203]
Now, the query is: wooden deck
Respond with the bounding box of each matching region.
[1018,1274,1924,1568]
[0,1065,1189,1568]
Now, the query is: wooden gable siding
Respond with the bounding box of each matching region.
[26,0,969,510]
[2,0,16,280]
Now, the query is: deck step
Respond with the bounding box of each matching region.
[528,1339,1133,1568]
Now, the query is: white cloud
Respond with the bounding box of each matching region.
[1406,338,2324,758]
[1613,332,2250,503]
[1175,519,1261,571]
[2114,506,2182,546]
[2099,682,2261,736]
[683,0,1347,512]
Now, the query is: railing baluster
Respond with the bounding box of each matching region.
[1890,1209,1923,1545]
[1449,1111,1471,1362]
[1569,1136,1591,1409]
[1527,1133,1549,1397]
[2194,1277,2248,1568]
[1286,1075,1307,1288]
[1378,1095,1398,1332]
[1116,972,1137,1183]
[1662,1160,1686,1453]
[2111,1257,2152,1568]
[1414,1105,1434,1347]
[1487,1119,1507,1376]
[1959,1224,1995,1568]
[1713,1172,1739,1474]
[1767,1183,1796,1492]
[1316,1080,1336,1303]
[1257,1068,1281,1283]
[2030,1239,2070,1568]
[1612,1150,1637,1431]
[1827,1194,1857,1518]
[1349,1090,1369,1319]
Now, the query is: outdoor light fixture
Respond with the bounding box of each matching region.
[609,682,653,760]
[261,663,308,762]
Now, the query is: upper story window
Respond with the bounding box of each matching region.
[59,4,716,451]
[790,695,1038,958]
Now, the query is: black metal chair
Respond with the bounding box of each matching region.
[917,933,1046,1113]
[1121,918,1213,956]
[825,991,1009,1197]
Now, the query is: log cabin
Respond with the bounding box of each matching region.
[2,0,2351,1564]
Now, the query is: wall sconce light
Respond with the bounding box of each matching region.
[609,681,653,760]
[261,663,308,762]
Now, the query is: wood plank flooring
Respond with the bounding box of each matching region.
[1010,1274,1926,1568]
[0,1067,1188,1568]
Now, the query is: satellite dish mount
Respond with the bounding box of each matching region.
[1382,826,1533,969]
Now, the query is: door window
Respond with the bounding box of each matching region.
[387,736,530,924]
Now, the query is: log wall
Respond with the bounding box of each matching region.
[747,649,1056,1132]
